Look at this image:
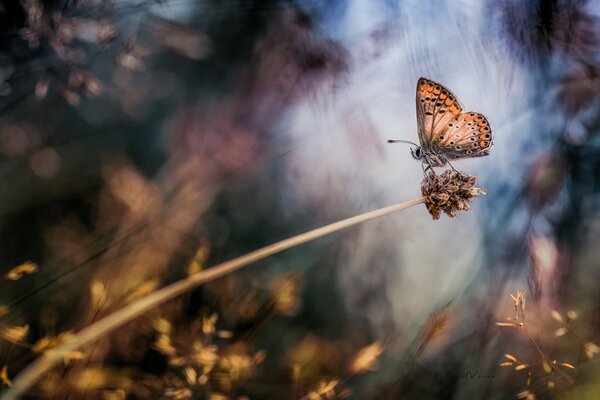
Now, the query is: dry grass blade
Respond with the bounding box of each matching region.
[3,197,425,399]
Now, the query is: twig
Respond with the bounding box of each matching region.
[2,196,425,399]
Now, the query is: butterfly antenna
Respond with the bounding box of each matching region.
[387,139,420,146]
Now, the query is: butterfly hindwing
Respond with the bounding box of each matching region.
[436,112,492,159]
[415,77,463,151]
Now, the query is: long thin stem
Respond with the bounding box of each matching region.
[2,196,425,399]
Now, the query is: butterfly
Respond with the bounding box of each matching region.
[388,77,493,169]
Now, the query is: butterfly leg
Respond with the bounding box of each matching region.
[422,163,431,176]
[447,160,458,173]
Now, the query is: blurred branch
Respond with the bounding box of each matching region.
[2,196,425,399]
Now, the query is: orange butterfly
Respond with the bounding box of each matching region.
[389,77,493,169]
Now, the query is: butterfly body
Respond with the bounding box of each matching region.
[397,77,493,169]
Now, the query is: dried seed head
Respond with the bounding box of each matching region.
[421,170,486,220]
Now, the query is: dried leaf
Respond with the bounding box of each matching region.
[567,310,578,320]
[35,76,49,99]
[63,351,85,365]
[5,261,38,280]
[551,310,563,323]
[0,324,29,343]
[271,273,302,315]
[527,371,532,386]
[515,364,528,371]
[152,317,172,335]
[496,322,517,327]
[183,367,197,386]
[90,280,108,308]
[548,380,555,389]
[102,390,126,400]
[554,327,568,337]
[543,360,552,374]
[560,362,575,369]
[348,342,384,373]
[154,334,176,357]
[124,279,158,304]
[516,390,536,400]
[216,330,233,339]
[0,365,11,387]
[500,362,513,367]
[584,341,600,359]
[505,354,518,363]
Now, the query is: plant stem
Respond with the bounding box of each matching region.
[2,196,425,399]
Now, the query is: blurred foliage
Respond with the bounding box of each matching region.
[1,0,600,399]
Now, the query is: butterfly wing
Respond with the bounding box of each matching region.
[435,112,493,159]
[415,77,463,150]
[416,77,493,160]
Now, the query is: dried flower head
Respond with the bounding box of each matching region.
[421,170,486,220]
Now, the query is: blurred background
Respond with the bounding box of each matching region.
[0,0,599,399]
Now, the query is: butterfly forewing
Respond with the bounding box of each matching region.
[415,77,463,150]
[415,77,493,162]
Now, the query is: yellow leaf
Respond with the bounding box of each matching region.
[551,310,563,323]
[548,380,555,389]
[0,365,11,387]
[515,364,528,371]
[554,327,567,337]
[505,354,518,363]
[496,322,517,327]
[5,261,38,281]
[527,371,532,386]
[500,362,513,367]
[560,362,575,369]
[567,310,578,320]
[0,324,29,343]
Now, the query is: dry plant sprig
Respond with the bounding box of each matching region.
[421,170,486,220]
[4,169,487,399]
[495,291,587,398]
